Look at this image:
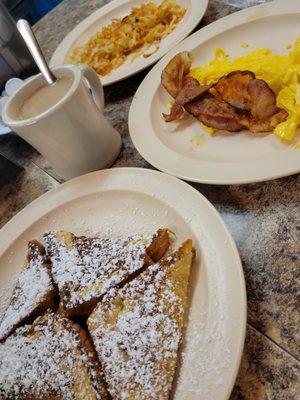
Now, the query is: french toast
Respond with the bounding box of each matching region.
[0,240,57,342]
[43,229,170,318]
[0,311,109,399]
[87,239,195,400]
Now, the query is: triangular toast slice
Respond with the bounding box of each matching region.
[87,239,195,400]
[0,240,57,342]
[0,311,109,399]
[43,229,170,318]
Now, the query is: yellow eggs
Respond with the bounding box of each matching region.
[240,41,249,48]
[189,37,300,142]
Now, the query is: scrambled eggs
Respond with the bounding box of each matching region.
[190,37,300,142]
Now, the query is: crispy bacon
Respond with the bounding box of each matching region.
[161,53,288,134]
[240,108,288,133]
[163,77,211,122]
[161,52,192,98]
[247,78,278,119]
[185,95,246,132]
[214,71,254,111]
[214,71,278,120]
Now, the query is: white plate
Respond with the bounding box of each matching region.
[129,0,300,184]
[0,168,245,400]
[50,0,208,86]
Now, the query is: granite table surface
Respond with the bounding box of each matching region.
[0,0,299,398]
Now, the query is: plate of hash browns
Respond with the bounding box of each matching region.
[50,0,208,86]
[129,0,300,184]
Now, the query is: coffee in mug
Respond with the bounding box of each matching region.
[17,77,73,120]
[2,64,121,180]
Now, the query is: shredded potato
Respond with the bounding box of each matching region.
[68,0,186,76]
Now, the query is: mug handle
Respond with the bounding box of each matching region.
[78,64,104,112]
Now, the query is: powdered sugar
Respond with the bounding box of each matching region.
[43,231,153,311]
[0,312,101,399]
[0,275,17,318]
[88,253,190,400]
[0,244,53,341]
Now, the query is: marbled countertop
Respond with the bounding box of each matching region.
[0,0,299,398]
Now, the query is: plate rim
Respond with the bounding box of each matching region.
[50,0,208,86]
[0,167,246,399]
[128,0,300,185]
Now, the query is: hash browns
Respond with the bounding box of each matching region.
[68,0,186,76]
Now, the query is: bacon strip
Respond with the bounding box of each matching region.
[186,95,246,132]
[161,52,192,98]
[214,71,278,120]
[163,77,211,122]
[161,53,288,134]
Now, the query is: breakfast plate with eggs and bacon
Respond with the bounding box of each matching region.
[129,0,300,184]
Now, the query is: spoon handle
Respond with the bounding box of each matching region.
[17,19,57,85]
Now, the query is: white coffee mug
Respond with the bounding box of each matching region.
[2,64,121,180]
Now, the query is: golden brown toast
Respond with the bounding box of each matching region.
[0,241,57,342]
[87,239,195,400]
[43,229,170,318]
[0,311,109,399]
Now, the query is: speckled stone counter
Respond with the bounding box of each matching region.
[0,0,299,398]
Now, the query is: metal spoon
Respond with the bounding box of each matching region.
[17,19,57,85]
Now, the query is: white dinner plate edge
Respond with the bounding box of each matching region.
[128,0,300,184]
[50,0,208,86]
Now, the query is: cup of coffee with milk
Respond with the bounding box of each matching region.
[2,20,121,181]
[2,64,121,180]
